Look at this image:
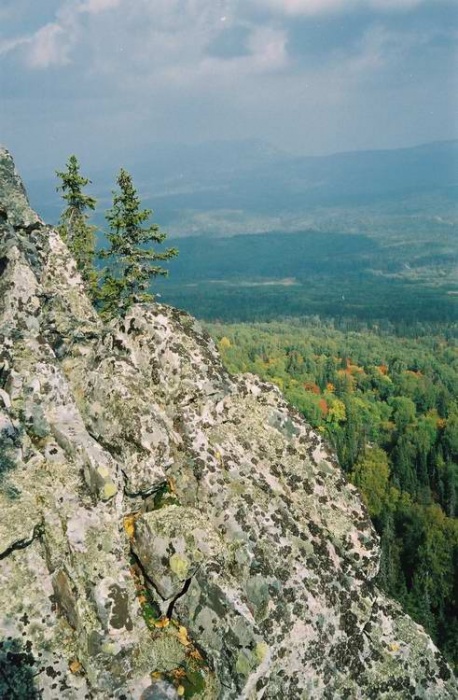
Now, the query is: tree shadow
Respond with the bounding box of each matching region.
[0,638,40,699]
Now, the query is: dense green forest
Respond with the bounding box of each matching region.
[207,318,458,668]
[154,229,457,325]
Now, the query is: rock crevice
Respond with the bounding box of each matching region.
[0,522,44,561]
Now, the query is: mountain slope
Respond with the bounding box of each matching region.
[0,146,456,698]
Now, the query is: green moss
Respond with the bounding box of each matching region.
[141,599,161,629]
[181,667,206,698]
[128,558,162,630]
[152,481,180,510]
[161,659,208,699]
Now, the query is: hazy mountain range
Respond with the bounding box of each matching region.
[26,139,458,238]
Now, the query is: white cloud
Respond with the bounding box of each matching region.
[4,0,448,77]
[80,0,122,13]
[0,35,30,57]
[263,0,354,15]
[5,0,123,68]
[2,0,454,135]
[167,26,288,86]
[253,0,442,16]
[27,22,71,68]
[67,0,289,91]
[247,26,288,71]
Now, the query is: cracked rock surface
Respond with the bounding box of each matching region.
[0,146,457,699]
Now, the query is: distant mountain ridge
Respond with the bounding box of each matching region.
[25,139,458,235]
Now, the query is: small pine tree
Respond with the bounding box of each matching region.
[56,155,98,298]
[98,168,178,318]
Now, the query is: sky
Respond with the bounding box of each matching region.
[0,0,457,177]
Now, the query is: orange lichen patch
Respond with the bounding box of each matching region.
[437,418,447,430]
[172,668,187,680]
[69,659,82,674]
[189,648,204,662]
[129,562,142,586]
[326,382,335,393]
[123,512,140,539]
[167,476,177,494]
[378,364,389,375]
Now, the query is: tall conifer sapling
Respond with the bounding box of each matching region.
[99,168,178,318]
[56,155,98,299]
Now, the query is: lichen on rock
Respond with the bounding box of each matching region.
[0,145,457,699]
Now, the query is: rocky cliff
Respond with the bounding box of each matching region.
[0,147,456,700]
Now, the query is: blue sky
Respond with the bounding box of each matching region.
[0,0,457,176]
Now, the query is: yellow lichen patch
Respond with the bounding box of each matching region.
[169,553,191,579]
[154,616,170,629]
[101,480,117,501]
[69,659,82,674]
[388,642,400,653]
[123,513,139,539]
[176,625,192,647]
[177,685,185,696]
[255,642,269,663]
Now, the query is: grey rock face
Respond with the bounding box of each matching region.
[0,145,456,699]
